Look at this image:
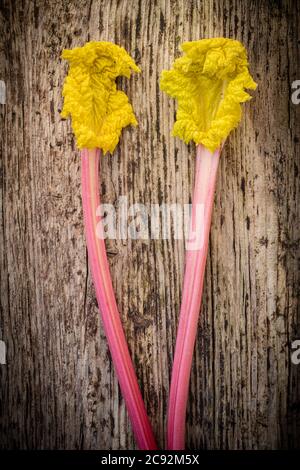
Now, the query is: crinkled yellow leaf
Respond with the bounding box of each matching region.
[160,38,257,152]
[61,41,140,153]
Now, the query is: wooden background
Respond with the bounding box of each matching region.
[0,0,299,450]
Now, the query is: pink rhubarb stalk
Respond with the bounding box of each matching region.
[81,148,157,450]
[167,144,221,450]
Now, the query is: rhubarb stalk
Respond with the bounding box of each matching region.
[81,148,156,449]
[61,42,157,449]
[160,38,257,449]
[167,144,220,449]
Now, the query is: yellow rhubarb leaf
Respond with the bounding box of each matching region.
[160,38,257,152]
[61,41,140,153]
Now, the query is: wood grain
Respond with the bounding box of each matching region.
[0,0,299,449]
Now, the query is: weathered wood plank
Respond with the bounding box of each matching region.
[0,0,299,449]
